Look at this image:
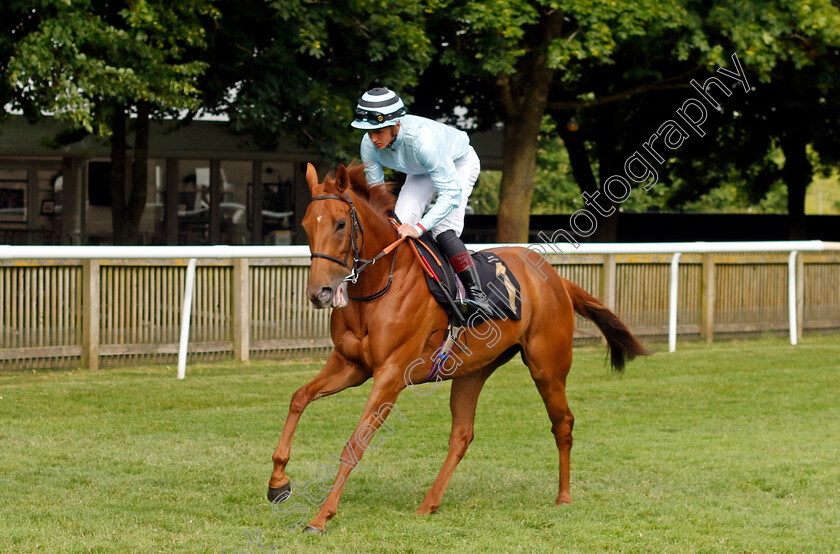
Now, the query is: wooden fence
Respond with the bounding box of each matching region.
[1,247,839,370]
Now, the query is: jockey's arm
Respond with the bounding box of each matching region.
[360,138,386,187]
[414,143,461,235]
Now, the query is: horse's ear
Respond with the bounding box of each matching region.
[335,164,350,193]
[306,163,320,195]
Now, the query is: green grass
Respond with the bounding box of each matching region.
[1,335,839,553]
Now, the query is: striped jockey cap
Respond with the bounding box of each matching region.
[351,87,407,130]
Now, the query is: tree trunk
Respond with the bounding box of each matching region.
[558,124,598,198]
[558,122,618,242]
[593,102,619,242]
[126,101,150,245]
[109,105,129,244]
[495,10,564,243]
[557,105,619,243]
[110,102,150,245]
[497,112,543,243]
[779,130,811,240]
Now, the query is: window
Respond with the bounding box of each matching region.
[0,169,27,222]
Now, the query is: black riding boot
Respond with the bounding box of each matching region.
[436,230,495,317]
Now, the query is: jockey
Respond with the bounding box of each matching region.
[351,87,494,316]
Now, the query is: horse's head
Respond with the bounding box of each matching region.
[302,163,357,309]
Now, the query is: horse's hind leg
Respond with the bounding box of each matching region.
[417,344,522,515]
[268,352,368,501]
[416,364,496,515]
[521,336,575,505]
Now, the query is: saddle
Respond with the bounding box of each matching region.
[411,233,523,325]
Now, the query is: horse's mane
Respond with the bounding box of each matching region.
[322,163,397,218]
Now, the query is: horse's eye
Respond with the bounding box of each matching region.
[336,219,347,231]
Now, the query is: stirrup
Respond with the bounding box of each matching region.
[463,294,495,317]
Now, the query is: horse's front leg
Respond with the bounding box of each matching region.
[268,352,369,501]
[303,377,405,533]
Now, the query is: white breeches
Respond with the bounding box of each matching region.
[394,146,481,238]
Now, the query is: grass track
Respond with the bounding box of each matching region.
[1,335,839,553]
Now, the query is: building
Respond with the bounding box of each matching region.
[0,116,503,246]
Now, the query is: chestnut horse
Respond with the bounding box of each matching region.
[268,163,647,533]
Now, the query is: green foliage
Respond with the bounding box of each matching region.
[469,170,500,215]
[6,0,217,135]
[616,2,840,216]
[423,0,840,226]
[531,124,586,214]
[702,1,840,75]
[680,180,788,214]
[805,168,840,215]
[218,0,435,162]
[471,122,581,215]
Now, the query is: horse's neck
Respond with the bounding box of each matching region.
[351,196,422,293]
[353,196,398,259]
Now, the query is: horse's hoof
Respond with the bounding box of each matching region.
[303,525,326,535]
[267,481,291,503]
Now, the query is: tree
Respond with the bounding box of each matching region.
[417,0,700,241]
[206,0,436,164]
[418,0,840,241]
[6,0,217,244]
[0,2,42,120]
[610,1,840,237]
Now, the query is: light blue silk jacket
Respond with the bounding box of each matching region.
[360,114,471,233]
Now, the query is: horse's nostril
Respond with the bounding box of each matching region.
[318,287,333,301]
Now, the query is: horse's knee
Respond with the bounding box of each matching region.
[552,414,574,448]
[449,428,474,458]
[289,387,311,413]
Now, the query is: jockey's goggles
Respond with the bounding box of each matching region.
[354,107,406,125]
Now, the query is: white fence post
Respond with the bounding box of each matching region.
[177,258,198,379]
[669,252,682,353]
[788,251,798,346]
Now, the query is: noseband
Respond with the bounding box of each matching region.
[309,192,400,301]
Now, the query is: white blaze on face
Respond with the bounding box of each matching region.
[316,216,322,223]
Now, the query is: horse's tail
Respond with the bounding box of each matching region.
[563,278,649,373]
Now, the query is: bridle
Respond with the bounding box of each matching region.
[309,194,362,278]
[308,192,402,301]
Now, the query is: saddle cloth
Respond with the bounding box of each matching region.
[415,234,523,323]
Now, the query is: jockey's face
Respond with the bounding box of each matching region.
[367,123,400,149]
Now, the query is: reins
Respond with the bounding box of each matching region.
[309,188,468,372]
[308,191,467,319]
[309,192,405,301]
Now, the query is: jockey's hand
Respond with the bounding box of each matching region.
[397,223,420,239]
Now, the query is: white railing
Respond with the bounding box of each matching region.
[0,244,310,260]
[2,240,839,375]
[1,245,310,378]
[478,240,839,351]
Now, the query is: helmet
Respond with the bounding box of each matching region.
[350,87,407,130]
